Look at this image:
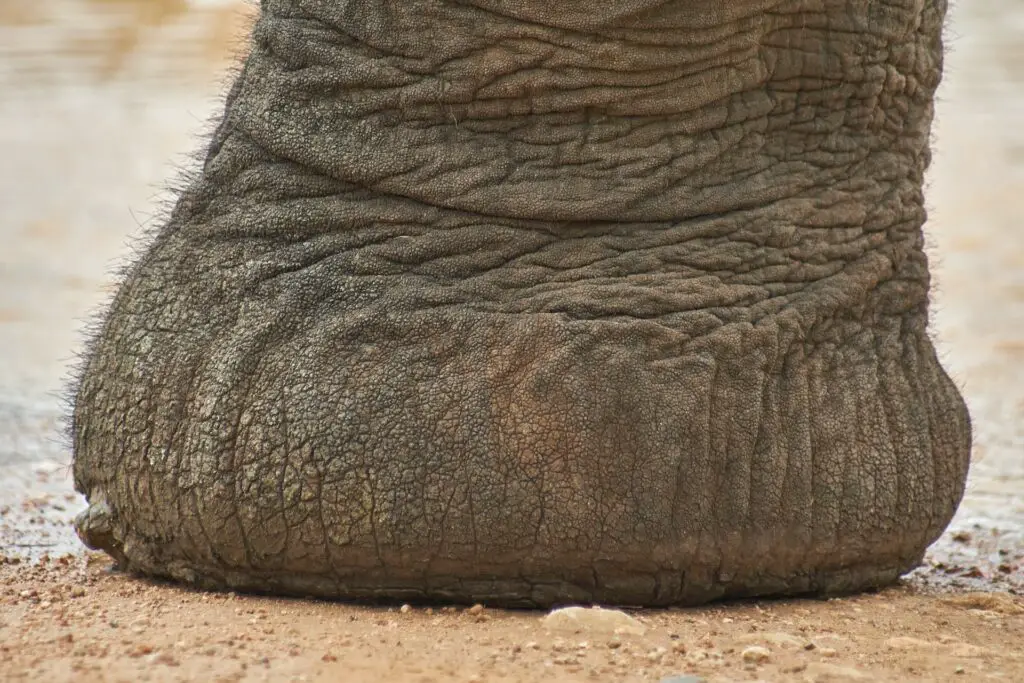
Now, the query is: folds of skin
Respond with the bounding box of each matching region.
[72,0,971,606]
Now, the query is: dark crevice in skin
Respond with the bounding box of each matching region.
[71,0,970,607]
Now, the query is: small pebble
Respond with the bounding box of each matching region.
[131,644,154,658]
[647,646,667,662]
[741,645,771,664]
[151,651,179,666]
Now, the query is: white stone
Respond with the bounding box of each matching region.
[541,606,646,636]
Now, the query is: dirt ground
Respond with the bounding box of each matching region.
[0,553,1021,683]
[1,1,1022,681]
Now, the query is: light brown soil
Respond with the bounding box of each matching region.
[1,555,1022,683]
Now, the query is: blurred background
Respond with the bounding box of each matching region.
[0,1,1021,586]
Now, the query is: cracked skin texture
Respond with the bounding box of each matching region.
[71,0,972,607]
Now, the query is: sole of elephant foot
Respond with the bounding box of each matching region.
[74,504,913,608]
[115,563,911,609]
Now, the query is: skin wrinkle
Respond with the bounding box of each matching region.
[235,5,909,223]
[70,0,971,606]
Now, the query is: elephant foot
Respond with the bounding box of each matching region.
[75,518,916,608]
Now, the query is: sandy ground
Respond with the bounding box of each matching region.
[0,554,1022,683]
[0,1,1021,681]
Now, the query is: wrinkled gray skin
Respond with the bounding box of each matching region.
[72,0,971,607]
